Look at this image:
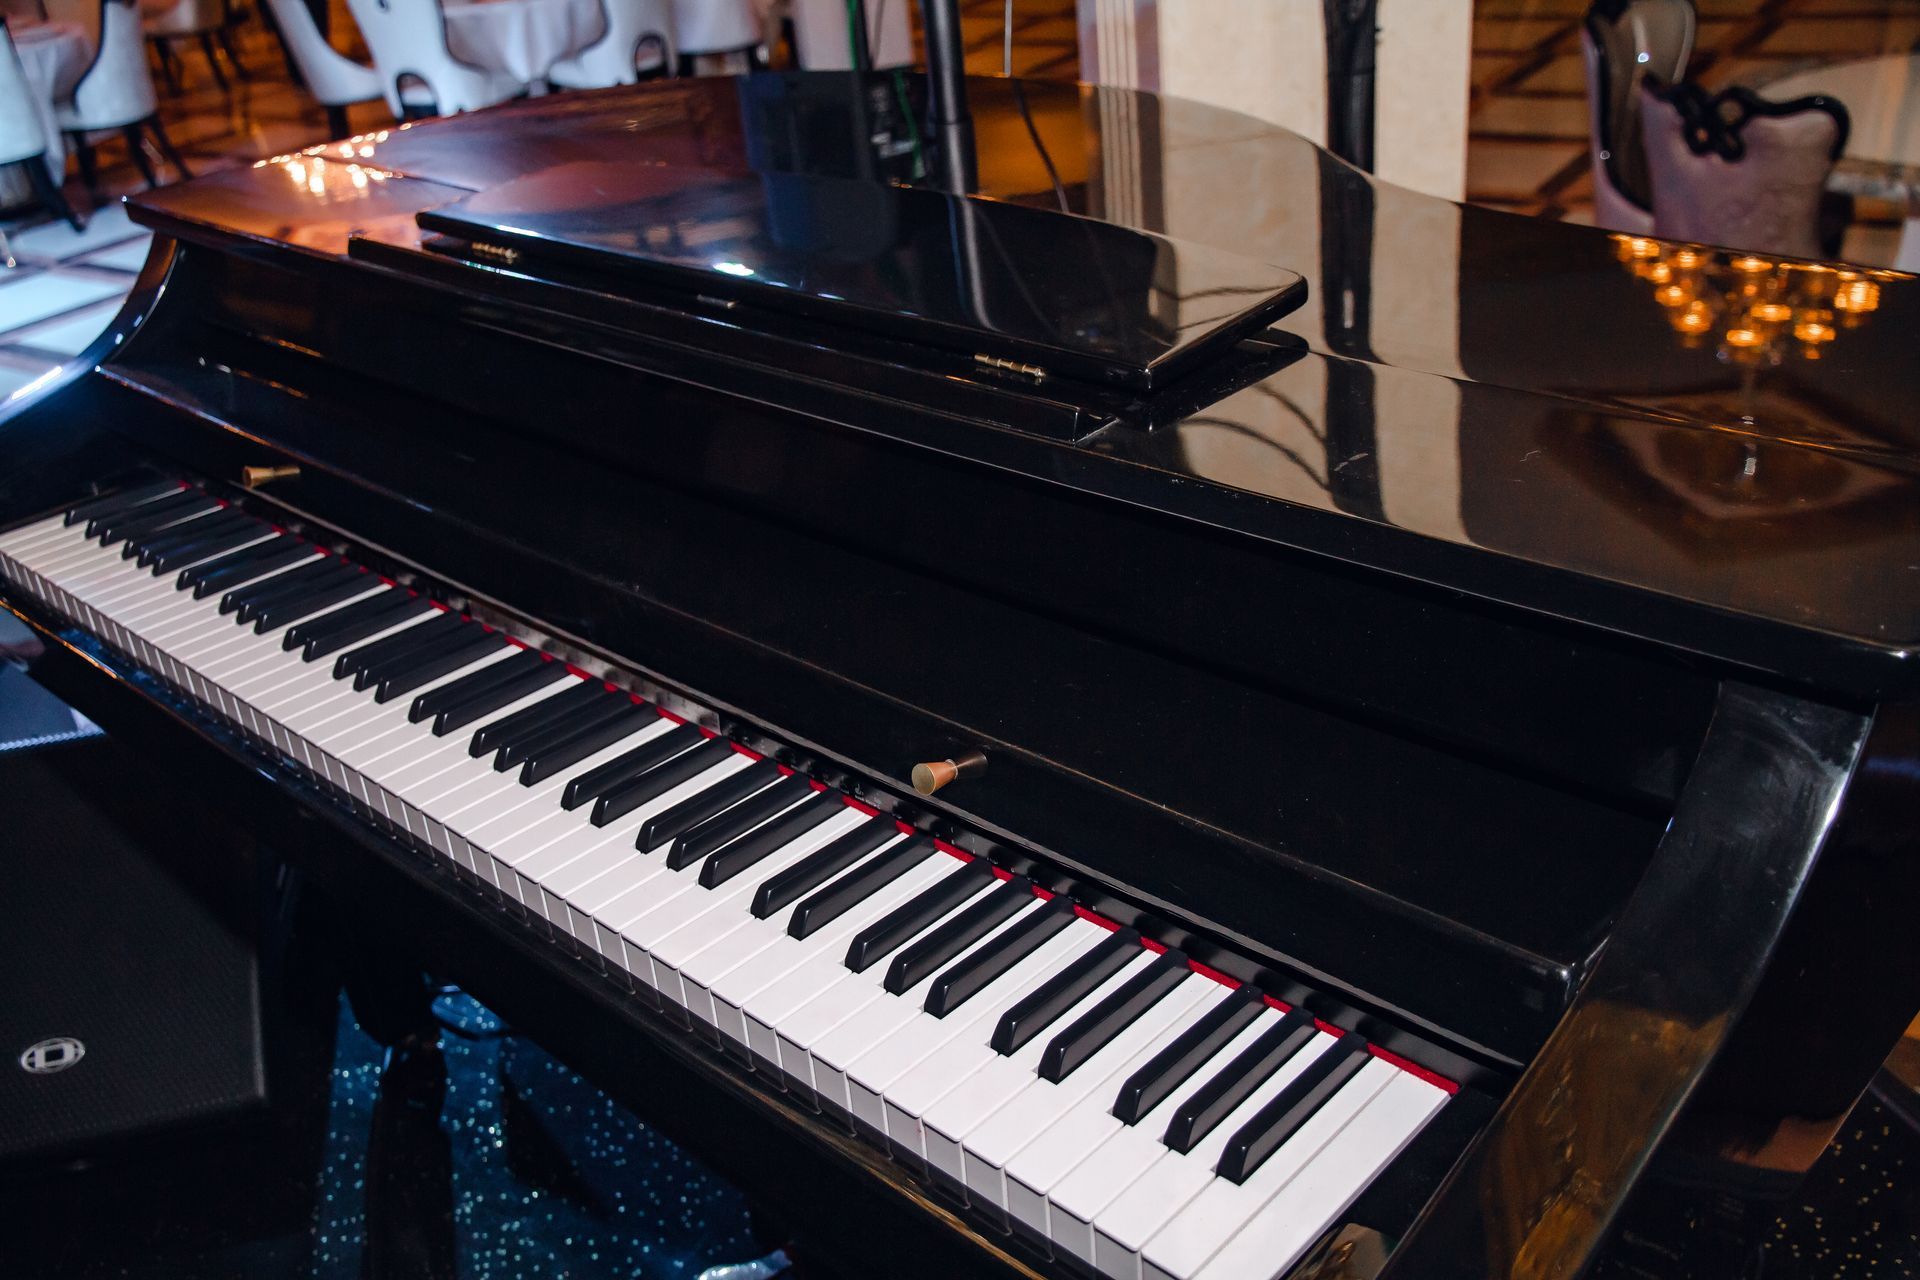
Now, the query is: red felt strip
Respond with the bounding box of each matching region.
[1367,1046,1460,1094]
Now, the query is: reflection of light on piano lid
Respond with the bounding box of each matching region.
[711,261,754,277]
[8,365,63,402]
[275,156,391,202]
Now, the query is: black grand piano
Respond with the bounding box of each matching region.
[3,72,1918,1280]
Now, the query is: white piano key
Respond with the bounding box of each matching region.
[837,899,1081,1139]
[462,718,675,849]
[771,876,996,1093]
[1001,986,1227,1239]
[1091,1028,1338,1280]
[920,946,1158,1201]
[876,913,1105,1162]
[539,754,758,946]
[700,830,917,1049]
[736,850,956,1071]
[966,971,1218,1218]
[1139,1055,1399,1280]
[799,877,1009,1115]
[641,807,872,1007]
[1188,1070,1449,1280]
[1047,1005,1287,1269]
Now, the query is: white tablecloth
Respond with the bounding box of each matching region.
[14,20,88,176]
[0,20,87,207]
[442,0,602,84]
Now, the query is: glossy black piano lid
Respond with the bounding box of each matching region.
[415,163,1307,392]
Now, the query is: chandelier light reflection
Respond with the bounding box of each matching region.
[1610,234,1900,365]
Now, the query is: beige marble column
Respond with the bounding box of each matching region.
[1077,0,1472,200]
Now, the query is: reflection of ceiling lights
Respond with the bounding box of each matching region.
[251,133,399,204]
[1612,234,1902,365]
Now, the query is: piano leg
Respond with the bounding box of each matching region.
[364,1038,458,1280]
[339,917,440,1050]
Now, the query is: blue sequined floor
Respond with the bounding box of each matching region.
[308,992,759,1280]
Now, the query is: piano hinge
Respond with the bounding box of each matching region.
[469,241,523,267]
[972,352,1047,382]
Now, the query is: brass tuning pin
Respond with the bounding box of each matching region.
[240,464,301,488]
[911,749,987,796]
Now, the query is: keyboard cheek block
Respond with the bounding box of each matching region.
[0,488,1459,1280]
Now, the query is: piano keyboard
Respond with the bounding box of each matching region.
[0,483,1455,1280]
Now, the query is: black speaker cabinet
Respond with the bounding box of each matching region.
[0,731,317,1168]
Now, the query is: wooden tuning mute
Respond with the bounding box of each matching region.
[911,748,987,796]
[240,464,301,488]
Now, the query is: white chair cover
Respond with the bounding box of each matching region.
[547,0,671,87]
[57,0,157,131]
[143,0,223,38]
[670,0,755,55]
[264,0,380,107]
[0,21,49,164]
[343,0,520,116]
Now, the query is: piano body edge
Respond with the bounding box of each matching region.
[5,74,1920,1280]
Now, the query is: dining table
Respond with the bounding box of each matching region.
[1760,53,1920,271]
[2,18,87,207]
[440,0,603,88]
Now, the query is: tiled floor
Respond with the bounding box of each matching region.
[0,9,404,397]
[1465,0,1920,261]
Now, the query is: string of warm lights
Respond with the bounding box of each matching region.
[1611,233,1901,364]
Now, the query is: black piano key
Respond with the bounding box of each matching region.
[410,648,543,723]
[232,560,360,621]
[433,659,569,736]
[519,700,655,783]
[378,631,509,704]
[190,541,318,599]
[989,927,1142,1057]
[1039,950,1191,1083]
[90,489,209,541]
[558,721,698,805]
[1162,1008,1316,1154]
[281,588,399,650]
[185,537,310,597]
[663,772,804,866]
[356,620,491,694]
[97,495,220,547]
[884,876,1035,996]
[591,737,732,827]
[122,504,226,558]
[66,481,180,526]
[787,838,931,941]
[179,536,293,592]
[751,820,903,921]
[221,557,350,618]
[136,510,252,567]
[1216,1033,1370,1184]
[1112,985,1266,1126]
[334,610,461,682]
[641,763,784,853]
[298,596,433,662]
[99,500,222,552]
[696,794,843,886]
[253,571,379,633]
[283,589,407,653]
[923,896,1075,1018]
[150,520,267,574]
[493,689,627,771]
[468,680,603,757]
[843,857,995,973]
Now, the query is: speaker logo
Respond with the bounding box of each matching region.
[18,1037,86,1074]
